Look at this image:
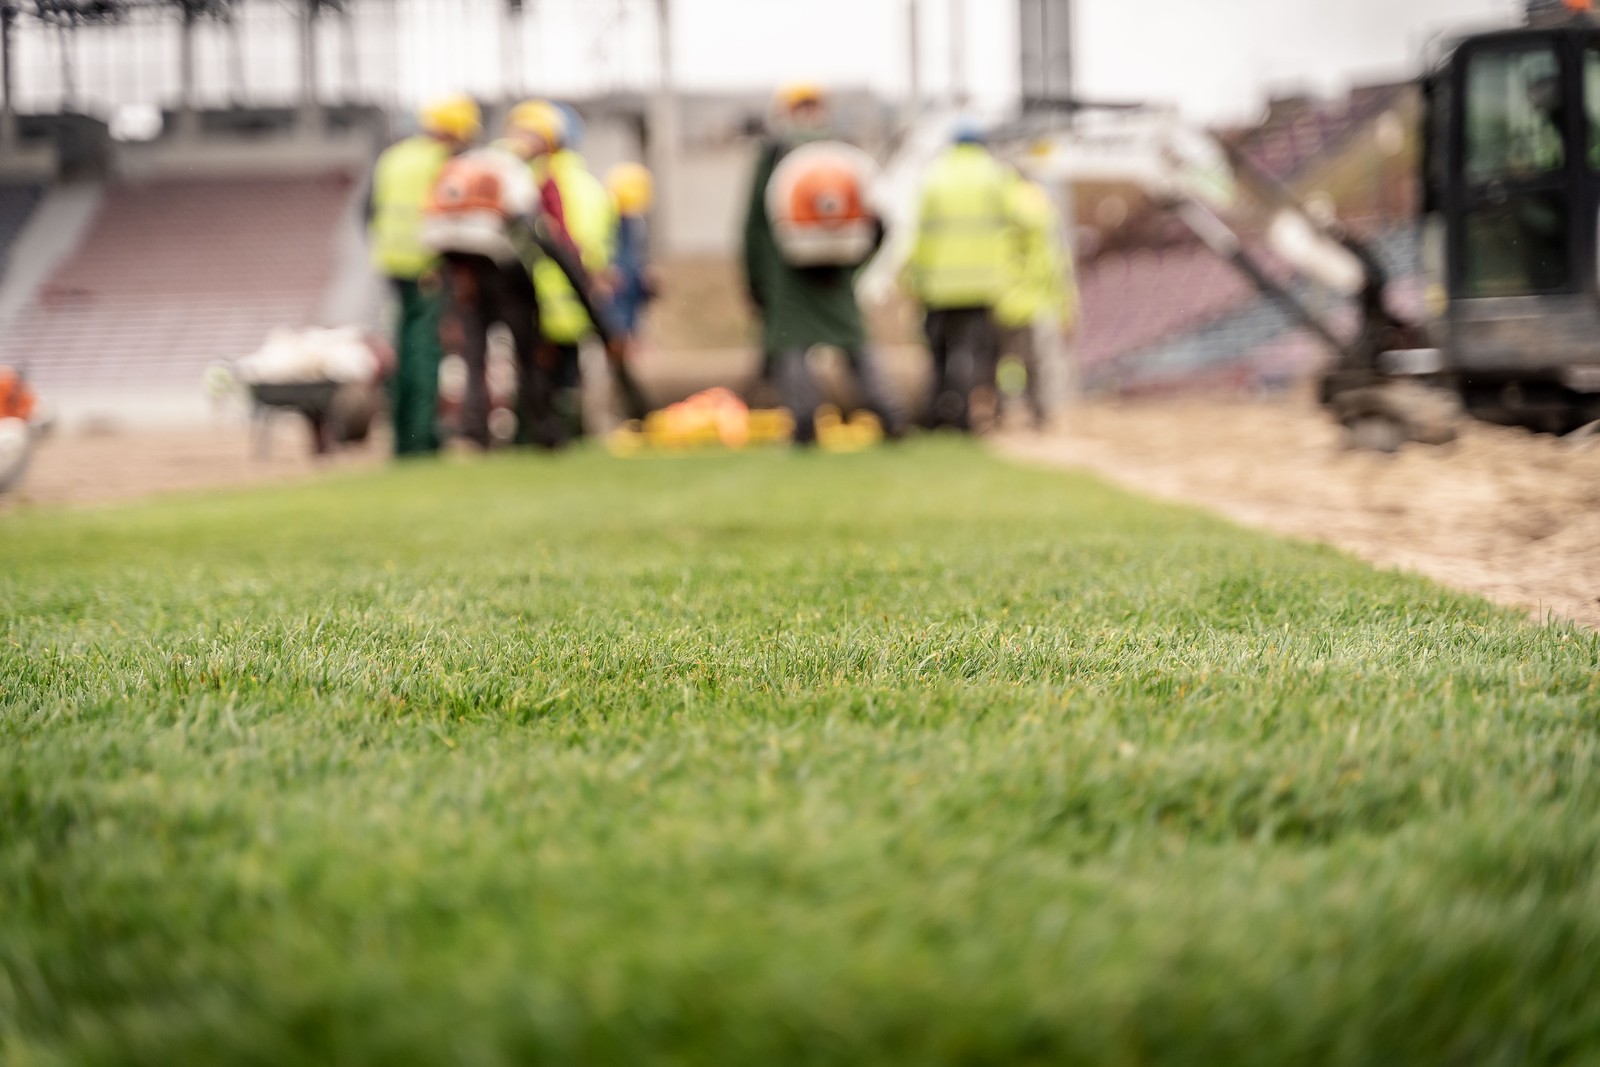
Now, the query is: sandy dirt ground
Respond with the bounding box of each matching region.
[998,397,1600,630]
[2,416,383,511]
[7,393,1598,632]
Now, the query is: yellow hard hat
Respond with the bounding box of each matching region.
[419,93,482,143]
[507,100,565,147]
[775,81,826,111]
[607,162,654,215]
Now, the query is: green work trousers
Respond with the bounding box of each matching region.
[388,276,444,456]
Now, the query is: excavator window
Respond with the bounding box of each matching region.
[1464,45,1564,182]
[1586,45,1600,168]
[1461,192,1571,295]
[1458,43,1573,297]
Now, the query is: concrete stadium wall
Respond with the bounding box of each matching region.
[665,145,759,258]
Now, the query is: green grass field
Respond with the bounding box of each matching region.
[4,441,1599,1065]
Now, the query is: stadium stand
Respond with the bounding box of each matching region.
[0,173,356,390]
[1082,226,1423,396]
[0,184,44,283]
[1076,246,1267,373]
[1232,84,1409,185]
[1076,82,1422,396]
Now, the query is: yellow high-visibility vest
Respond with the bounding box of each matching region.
[535,150,617,344]
[368,135,452,279]
[905,144,1017,309]
[996,186,1079,330]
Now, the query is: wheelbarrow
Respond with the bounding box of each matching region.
[249,380,380,459]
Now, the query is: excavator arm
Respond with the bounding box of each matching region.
[994,103,1453,445]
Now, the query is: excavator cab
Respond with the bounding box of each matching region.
[1422,2,1600,430]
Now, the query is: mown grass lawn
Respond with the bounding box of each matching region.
[3,439,1599,1065]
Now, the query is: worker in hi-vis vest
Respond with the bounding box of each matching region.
[996,179,1078,431]
[366,94,482,456]
[902,123,1017,433]
[421,133,628,452]
[530,103,623,438]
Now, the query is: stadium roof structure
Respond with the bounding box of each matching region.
[2,0,544,22]
[1,0,627,129]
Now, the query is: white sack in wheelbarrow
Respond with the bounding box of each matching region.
[234,327,383,385]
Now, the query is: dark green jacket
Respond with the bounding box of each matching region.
[742,137,876,353]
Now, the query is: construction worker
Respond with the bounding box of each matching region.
[530,102,626,436]
[741,83,906,445]
[500,100,570,247]
[606,162,659,340]
[903,123,1017,432]
[366,93,481,456]
[423,132,629,452]
[995,179,1078,430]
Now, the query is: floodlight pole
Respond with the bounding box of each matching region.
[178,1,200,139]
[502,1,522,101]
[341,4,358,107]
[647,0,680,254]
[950,0,967,106]
[224,0,246,106]
[298,0,325,137]
[1016,0,1079,408]
[906,0,922,121]
[57,19,76,112]
[0,3,16,152]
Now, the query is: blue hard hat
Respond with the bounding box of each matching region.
[555,103,585,150]
[952,121,986,145]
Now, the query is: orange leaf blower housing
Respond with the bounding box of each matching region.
[422,148,539,264]
[766,141,880,268]
[0,366,36,422]
[434,163,508,216]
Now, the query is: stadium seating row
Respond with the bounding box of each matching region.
[0,174,355,390]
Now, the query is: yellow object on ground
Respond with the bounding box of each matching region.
[605,388,795,455]
[605,388,883,455]
[813,406,883,453]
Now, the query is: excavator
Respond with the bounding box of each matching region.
[865,0,1600,448]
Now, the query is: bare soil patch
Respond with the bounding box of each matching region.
[998,396,1600,630]
[3,419,382,511]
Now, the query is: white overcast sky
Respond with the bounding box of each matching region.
[667,0,1522,121]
